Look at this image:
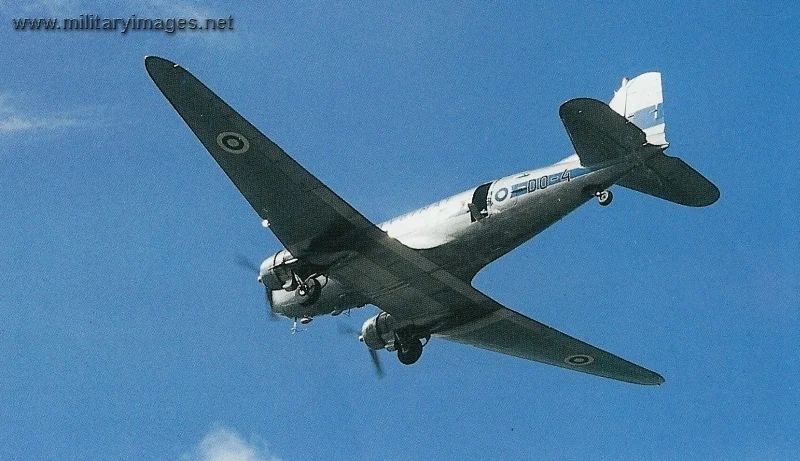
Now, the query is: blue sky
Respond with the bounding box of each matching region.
[1,1,797,460]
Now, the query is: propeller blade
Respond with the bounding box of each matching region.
[234,253,260,275]
[337,323,359,336]
[234,253,279,322]
[369,348,385,379]
[338,322,384,379]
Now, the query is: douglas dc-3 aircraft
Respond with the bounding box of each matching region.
[146,56,719,385]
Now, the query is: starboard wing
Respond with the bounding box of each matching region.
[437,304,665,385]
[145,56,493,322]
[145,55,375,259]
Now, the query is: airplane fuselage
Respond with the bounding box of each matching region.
[380,154,632,280]
[270,154,634,320]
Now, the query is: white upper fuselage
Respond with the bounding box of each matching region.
[270,153,634,319]
[377,154,630,277]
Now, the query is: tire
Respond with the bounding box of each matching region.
[598,190,613,206]
[397,339,423,365]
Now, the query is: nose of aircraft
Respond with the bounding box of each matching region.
[257,258,271,285]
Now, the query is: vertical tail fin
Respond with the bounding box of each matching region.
[609,72,667,147]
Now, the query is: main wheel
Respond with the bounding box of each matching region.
[597,189,613,206]
[397,338,423,365]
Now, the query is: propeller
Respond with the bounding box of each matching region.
[338,323,384,379]
[235,253,261,274]
[234,252,279,321]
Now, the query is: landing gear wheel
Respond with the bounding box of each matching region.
[397,338,423,365]
[296,277,321,305]
[597,189,613,206]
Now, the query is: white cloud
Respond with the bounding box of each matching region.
[139,0,241,49]
[143,0,216,20]
[4,0,215,18]
[0,92,96,135]
[1,0,80,16]
[0,115,79,134]
[183,426,283,461]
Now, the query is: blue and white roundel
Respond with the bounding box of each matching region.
[216,131,250,154]
[565,354,594,366]
[494,187,509,202]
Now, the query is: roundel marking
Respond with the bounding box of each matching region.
[216,131,250,154]
[565,354,594,366]
[494,187,509,202]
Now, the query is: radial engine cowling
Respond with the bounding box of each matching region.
[258,249,299,291]
[361,312,399,351]
[268,275,355,319]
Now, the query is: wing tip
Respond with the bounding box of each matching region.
[593,366,665,386]
[144,55,181,80]
[636,371,665,386]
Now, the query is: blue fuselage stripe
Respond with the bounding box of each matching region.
[494,167,593,203]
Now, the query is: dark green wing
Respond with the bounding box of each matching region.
[147,57,664,385]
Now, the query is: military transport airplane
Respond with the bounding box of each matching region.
[146,56,718,385]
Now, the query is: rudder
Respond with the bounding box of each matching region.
[609,72,667,147]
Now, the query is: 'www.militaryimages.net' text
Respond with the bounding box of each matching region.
[12,14,234,34]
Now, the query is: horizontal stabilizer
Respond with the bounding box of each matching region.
[559,98,647,167]
[618,153,720,207]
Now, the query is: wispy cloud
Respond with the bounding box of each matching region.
[3,0,206,16]
[183,426,283,461]
[0,115,79,134]
[1,0,80,16]
[4,0,216,18]
[0,92,99,135]
[140,0,241,49]
[142,0,215,20]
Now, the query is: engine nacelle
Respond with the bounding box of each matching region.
[258,249,299,291]
[268,275,363,319]
[361,312,400,351]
